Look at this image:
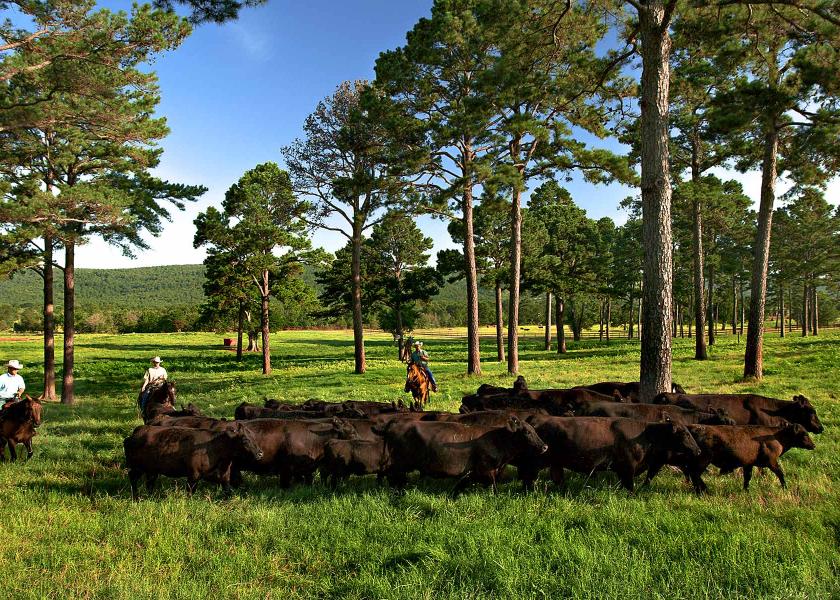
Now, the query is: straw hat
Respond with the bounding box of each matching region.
[6,359,22,370]
[150,356,162,364]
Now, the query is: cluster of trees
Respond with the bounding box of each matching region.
[0,0,233,403]
[3,0,839,404]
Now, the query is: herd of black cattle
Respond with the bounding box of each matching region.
[123,377,824,500]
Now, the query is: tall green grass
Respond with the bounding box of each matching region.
[1,330,838,599]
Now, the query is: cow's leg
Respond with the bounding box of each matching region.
[644,461,665,485]
[230,467,243,489]
[128,469,142,501]
[617,468,635,493]
[24,438,33,460]
[742,465,754,490]
[186,479,198,496]
[451,472,474,498]
[689,470,708,494]
[549,465,565,488]
[145,474,159,494]
[767,461,786,489]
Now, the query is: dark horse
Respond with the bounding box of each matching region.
[405,364,430,410]
[139,381,177,423]
[0,395,43,461]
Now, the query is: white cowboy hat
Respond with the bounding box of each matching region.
[6,359,22,370]
[150,356,162,364]
[413,341,423,347]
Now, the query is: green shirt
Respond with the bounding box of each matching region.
[411,349,429,367]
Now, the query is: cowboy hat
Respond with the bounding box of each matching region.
[413,341,423,347]
[6,359,22,370]
[150,356,162,364]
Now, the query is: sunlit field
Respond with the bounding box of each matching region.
[1,329,838,599]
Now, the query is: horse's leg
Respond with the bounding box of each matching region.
[24,438,33,460]
[7,439,17,461]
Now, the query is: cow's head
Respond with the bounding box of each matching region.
[506,417,548,455]
[671,382,686,394]
[784,395,824,434]
[331,417,361,441]
[652,422,701,458]
[651,393,671,405]
[783,423,816,450]
[512,375,528,394]
[230,423,264,462]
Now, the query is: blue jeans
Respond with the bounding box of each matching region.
[423,366,437,389]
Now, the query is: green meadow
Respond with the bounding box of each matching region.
[1,329,838,599]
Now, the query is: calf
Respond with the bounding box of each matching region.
[123,423,264,499]
[148,415,230,429]
[519,416,701,492]
[680,423,815,493]
[321,438,387,486]
[378,417,548,495]
[574,400,734,426]
[235,403,365,421]
[654,393,824,433]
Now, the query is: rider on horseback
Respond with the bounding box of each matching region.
[0,359,25,411]
[410,341,437,392]
[139,356,167,411]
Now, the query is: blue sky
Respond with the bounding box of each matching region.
[73,0,832,269]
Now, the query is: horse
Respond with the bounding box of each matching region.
[405,363,430,410]
[139,381,178,423]
[0,395,43,461]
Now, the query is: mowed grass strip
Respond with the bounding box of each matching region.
[1,330,838,599]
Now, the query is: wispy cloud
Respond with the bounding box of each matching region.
[227,23,272,61]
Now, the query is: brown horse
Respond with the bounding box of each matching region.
[0,395,43,461]
[405,364,430,410]
[140,381,178,423]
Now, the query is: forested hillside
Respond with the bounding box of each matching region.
[0,264,552,332]
[0,265,206,308]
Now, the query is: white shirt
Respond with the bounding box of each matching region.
[141,366,168,391]
[0,372,25,399]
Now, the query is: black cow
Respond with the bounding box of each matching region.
[518,416,701,491]
[654,393,824,433]
[378,417,548,495]
[573,400,735,425]
[674,423,816,493]
[321,438,387,486]
[123,423,263,499]
[573,381,686,402]
[235,417,359,486]
[461,387,619,416]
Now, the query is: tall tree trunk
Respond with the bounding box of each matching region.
[787,287,792,334]
[744,128,779,379]
[556,295,566,354]
[507,186,521,374]
[740,282,745,336]
[544,291,552,350]
[599,299,604,341]
[260,271,271,376]
[637,290,643,340]
[732,278,737,335]
[42,234,56,401]
[638,2,674,401]
[812,285,819,335]
[628,297,634,339]
[708,263,715,346]
[779,283,785,338]
[236,300,244,361]
[690,137,708,360]
[801,282,808,337]
[495,282,505,363]
[351,222,366,374]
[61,240,75,405]
[395,296,404,360]
[606,298,611,342]
[463,173,481,375]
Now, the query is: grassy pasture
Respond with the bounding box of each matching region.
[1,329,838,599]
